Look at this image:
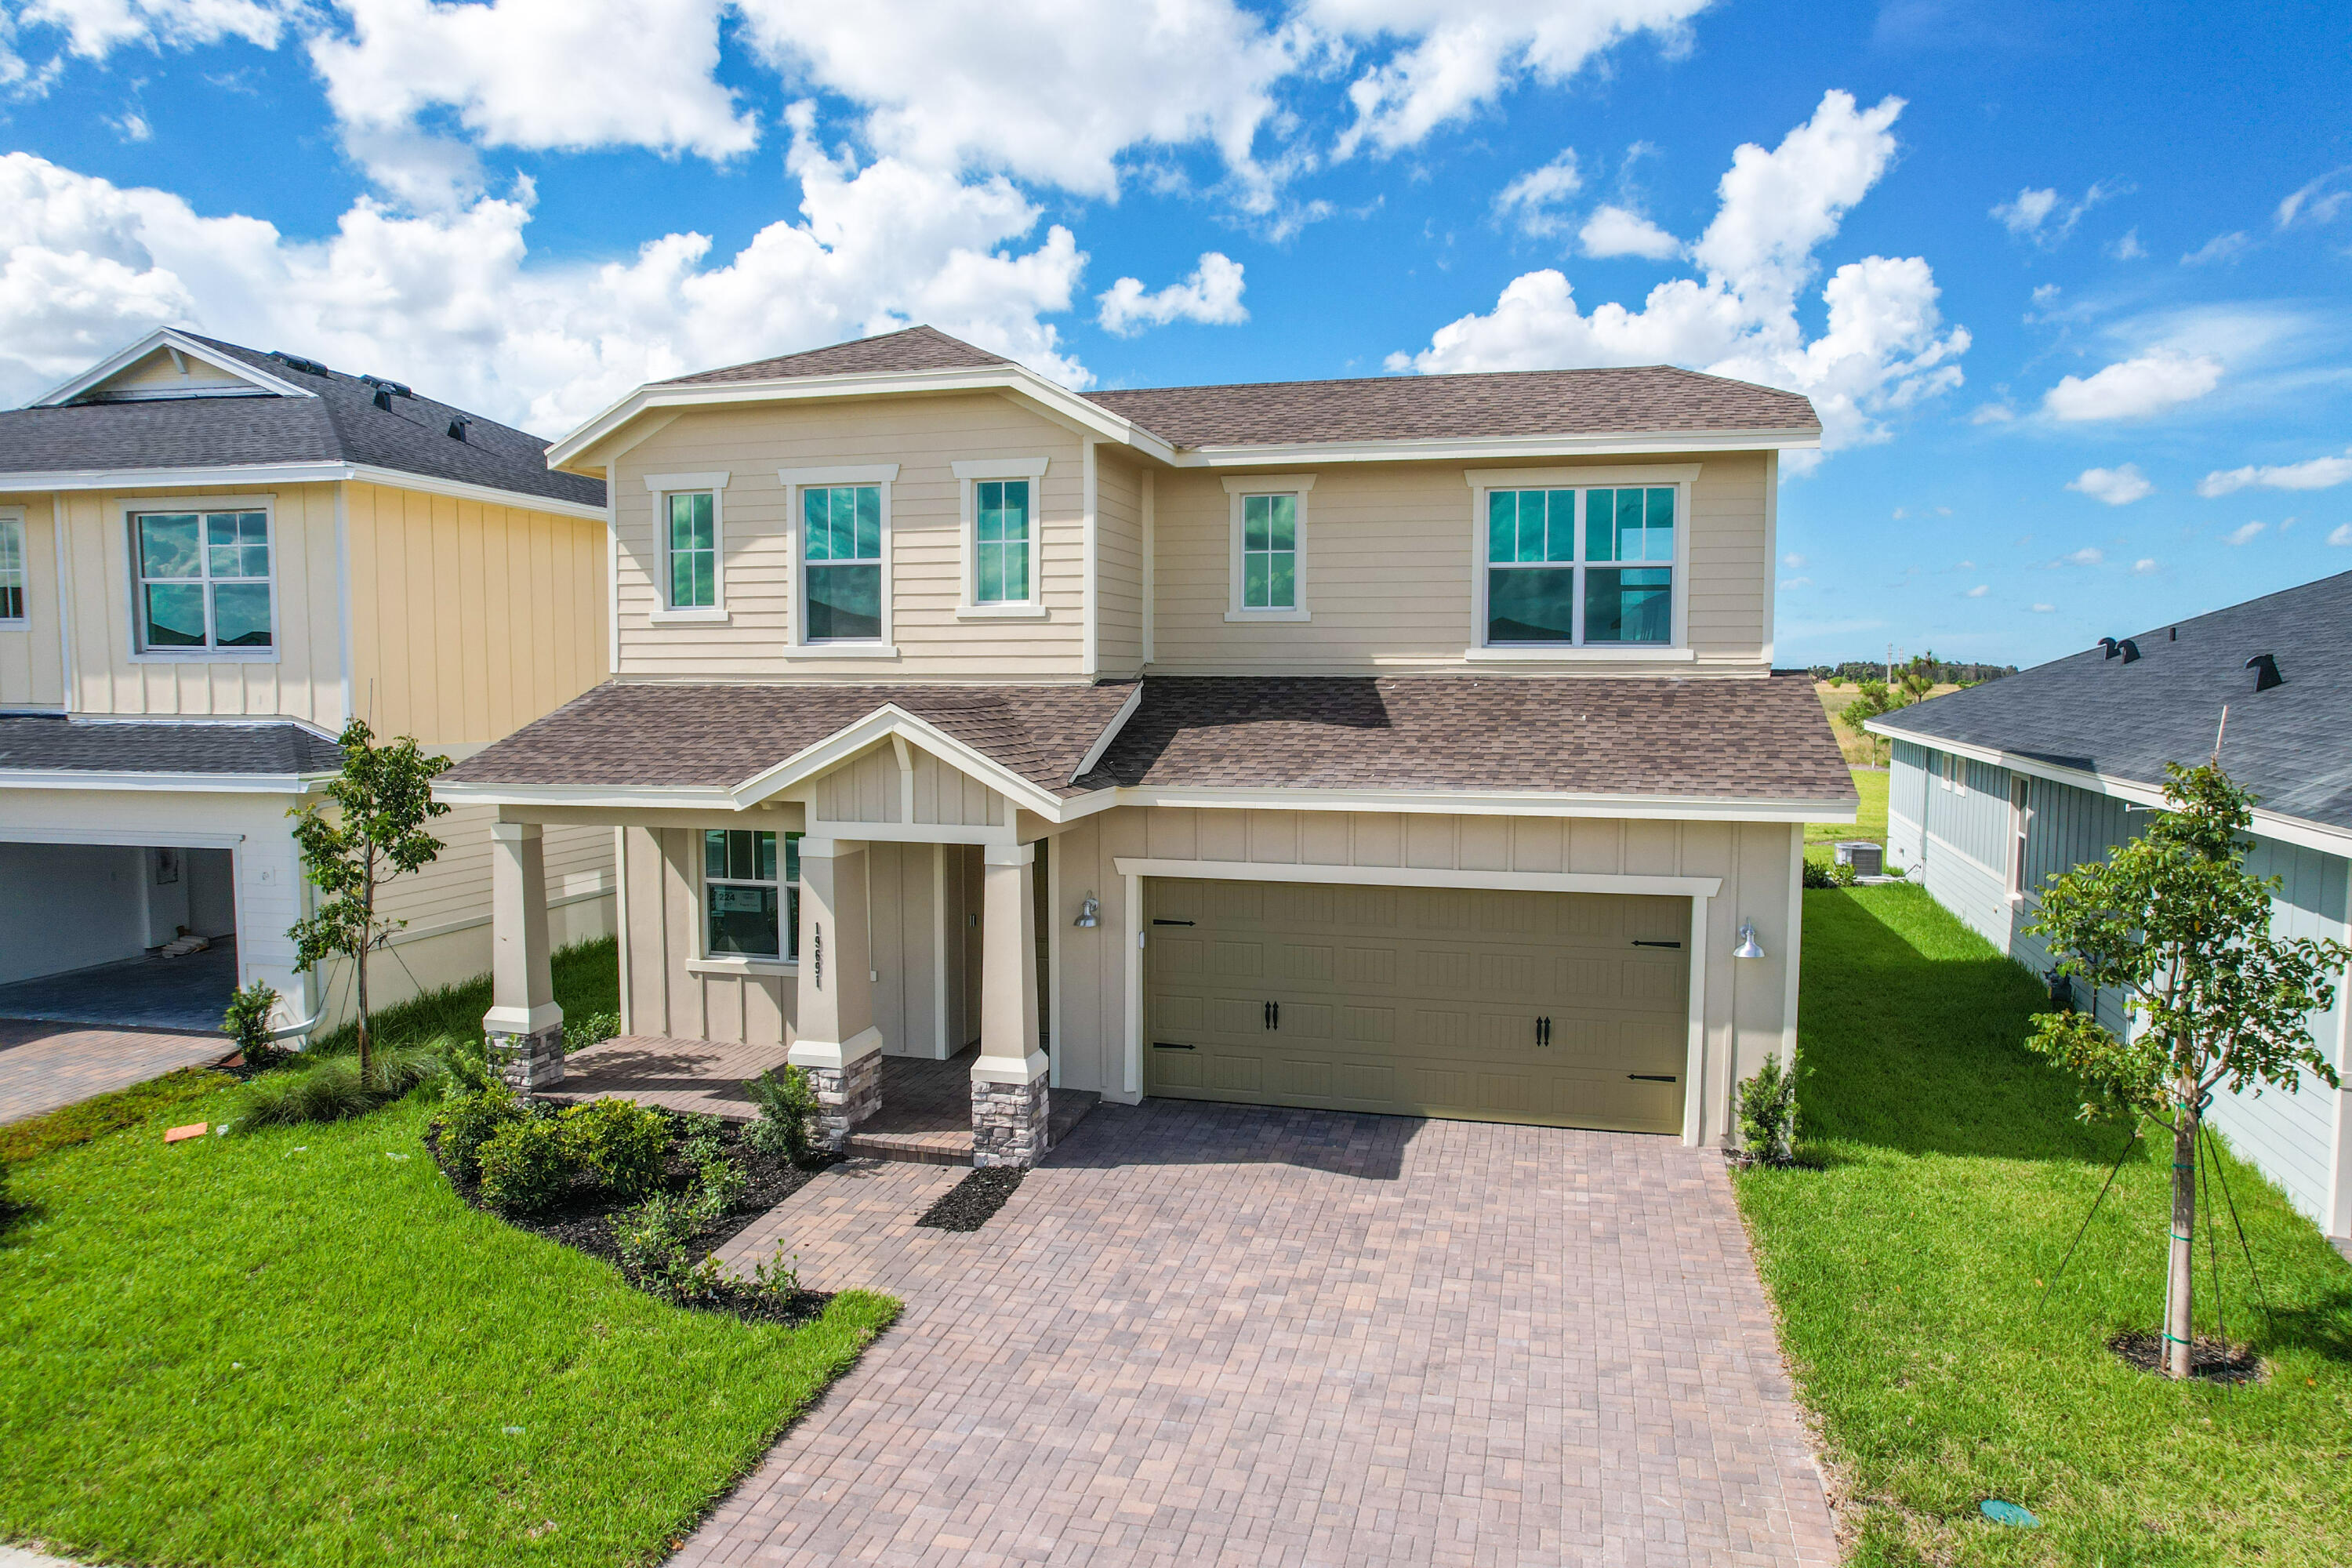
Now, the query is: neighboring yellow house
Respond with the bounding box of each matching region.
[441,325,1854,1163]
[0,328,614,1037]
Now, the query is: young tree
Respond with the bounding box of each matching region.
[287,719,452,1080]
[2025,761,2349,1378]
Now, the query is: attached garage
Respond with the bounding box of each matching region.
[1143,876,1693,1134]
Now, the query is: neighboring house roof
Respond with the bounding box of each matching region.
[1080,673,1851,800]
[440,681,1142,800]
[1084,366,1820,451]
[0,715,343,778]
[1873,568,2352,834]
[612,325,1822,456]
[2,329,605,512]
[443,673,1851,811]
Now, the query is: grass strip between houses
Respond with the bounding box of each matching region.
[1737,884,2352,1567]
[1,941,898,1567]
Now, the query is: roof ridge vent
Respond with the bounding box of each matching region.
[2118,638,2141,663]
[447,413,473,442]
[270,351,329,376]
[2246,653,2283,692]
[2099,637,2122,659]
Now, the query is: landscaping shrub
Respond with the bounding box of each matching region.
[222,980,288,1070]
[476,1118,576,1214]
[564,1011,622,1052]
[560,1098,671,1198]
[233,1058,376,1130]
[743,1066,818,1162]
[612,1189,720,1303]
[746,1242,800,1305]
[690,1149,747,1224]
[361,1040,448,1097]
[428,1081,528,1181]
[1735,1044,1803,1165]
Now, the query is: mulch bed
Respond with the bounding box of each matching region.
[915,1167,1025,1232]
[424,1112,835,1325]
[2107,1329,2265,1385]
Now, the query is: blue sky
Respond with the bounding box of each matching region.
[3,0,2347,667]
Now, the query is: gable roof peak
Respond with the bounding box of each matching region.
[657,324,1014,388]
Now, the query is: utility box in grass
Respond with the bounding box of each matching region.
[1833,840,1883,877]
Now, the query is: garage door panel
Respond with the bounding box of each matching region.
[1146,878,1689,1134]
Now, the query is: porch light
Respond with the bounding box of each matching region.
[1733,920,1766,960]
[1074,893,1102,928]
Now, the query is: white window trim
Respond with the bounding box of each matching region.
[1221,473,1315,622]
[953,456,1050,617]
[0,506,26,626]
[122,494,281,663]
[699,826,800,964]
[2007,774,2031,902]
[644,470,731,624]
[1462,464,1696,658]
[781,463,899,657]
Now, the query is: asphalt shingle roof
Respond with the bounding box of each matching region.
[0,334,605,511]
[648,325,1821,449]
[441,681,1142,799]
[1875,568,2352,833]
[1082,673,1852,800]
[444,673,1851,808]
[0,716,343,777]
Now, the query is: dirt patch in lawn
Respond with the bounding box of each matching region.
[2107,1329,2266,1385]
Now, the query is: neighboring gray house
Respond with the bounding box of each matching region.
[1868,571,2351,1246]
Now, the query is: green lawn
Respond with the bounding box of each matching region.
[1738,885,2352,1566]
[1,940,897,1567]
[1806,764,1889,865]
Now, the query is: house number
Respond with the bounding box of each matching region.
[813,924,823,987]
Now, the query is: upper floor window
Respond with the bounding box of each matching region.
[974,480,1031,605]
[705,828,802,960]
[667,492,717,608]
[804,485,883,641]
[133,509,272,652]
[1222,474,1315,622]
[1483,485,1675,646]
[0,514,24,622]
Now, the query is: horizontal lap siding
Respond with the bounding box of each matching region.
[612,396,1087,682]
[1095,452,1144,677]
[1147,452,1767,677]
[0,495,66,707]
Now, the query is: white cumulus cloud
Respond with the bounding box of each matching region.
[1388,90,1967,458]
[2042,350,2222,422]
[2198,448,2352,497]
[2066,463,2153,506]
[2030,602,2056,613]
[1097,251,1248,336]
[0,136,1094,434]
[2224,521,2267,546]
[2132,557,2158,574]
[1965,583,1987,597]
[1991,180,2121,247]
[2058,546,2103,567]
[2328,523,2352,546]
[1578,203,1680,260]
[16,0,300,59]
[1492,150,1582,238]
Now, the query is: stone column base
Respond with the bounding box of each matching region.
[804,1050,883,1152]
[488,1024,565,1094]
[972,1074,1051,1167]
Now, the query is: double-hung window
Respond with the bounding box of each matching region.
[974,480,1031,605]
[1222,474,1314,621]
[803,485,884,641]
[1483,485,1675,647]
[705,829,802,960]
[133,508,272,652]
[0,514,24,622]
[667,492,717,609]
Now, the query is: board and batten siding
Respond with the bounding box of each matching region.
[40,481,343,725]
[343,481,607,746]
[610,395,1090,683]
[1893,742,2352,1232]
[0,494,67,708]
[1145,452,1769,676]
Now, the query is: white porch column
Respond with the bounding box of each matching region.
[788,837,882,1149]
[483,821,564,1092]
[972,842,1051,1166]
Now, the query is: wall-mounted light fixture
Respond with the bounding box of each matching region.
[1733,920,1766,960]
[1074,892,1101,928]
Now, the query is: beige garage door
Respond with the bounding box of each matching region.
[1145,877,1690,1134]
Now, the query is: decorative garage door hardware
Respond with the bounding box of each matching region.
[1152,918,1195,926]
[1535,1017,1552,1047]
[1630,939,1682,949]
[1152,1040,1196,1050]
[1262,1000,1280,1029]
[1629,1073,1678,1083]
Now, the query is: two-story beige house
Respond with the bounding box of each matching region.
[0,328,615,1037]
[441,326,1852,1163]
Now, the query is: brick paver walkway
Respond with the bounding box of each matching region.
[690,1101,1839,1567]
[0,1018,233,1125]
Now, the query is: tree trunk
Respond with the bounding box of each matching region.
[356,844,375,1083]
[2164,1100,2199,1379]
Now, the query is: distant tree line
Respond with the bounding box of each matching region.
[1809,658,2016,686]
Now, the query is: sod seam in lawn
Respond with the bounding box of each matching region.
[1737,885,2352,1568]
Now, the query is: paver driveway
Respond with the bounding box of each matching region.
[0,1018,229,1125]
[695,1101,1838,1568]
